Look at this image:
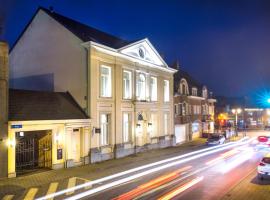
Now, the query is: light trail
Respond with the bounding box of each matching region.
[113,166,192,200]
[157,176,204,200]
[64,138,254,200]
[37,138,249,200]
[205,149,239,166]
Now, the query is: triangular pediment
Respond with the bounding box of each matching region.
[118,39,168,67]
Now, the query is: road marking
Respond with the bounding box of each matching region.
[46,182,59,200]
[73,177,92,190]
[2,195,14,200]
[24,188,38,200]
[66,177,76,195]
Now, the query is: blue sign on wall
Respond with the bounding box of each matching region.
[11,124,23,129]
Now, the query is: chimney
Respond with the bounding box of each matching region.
[0,41,8,178]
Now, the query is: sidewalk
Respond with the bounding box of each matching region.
[0,138,207,197]
[221,169,270,200]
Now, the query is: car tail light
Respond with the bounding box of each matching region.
[258,136,268,143]
[259,162,266,166]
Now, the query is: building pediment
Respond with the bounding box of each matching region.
[118,39,168,68]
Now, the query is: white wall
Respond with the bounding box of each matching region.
[10,10,87,109]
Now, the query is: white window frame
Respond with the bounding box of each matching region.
[150,113,158,137]
[136,73,146,101]
[123,70,132,99]
[192,87,197,96]
[150,76,157,101]
[164,80,170,102]
[100,65,112,98]
[123,113,131,143]
[164,113,169,135]
[100,113,110,146]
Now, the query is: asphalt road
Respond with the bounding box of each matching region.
[40,131,270,200]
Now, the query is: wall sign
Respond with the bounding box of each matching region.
[11,124,22,129]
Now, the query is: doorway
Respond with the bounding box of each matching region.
[16,130,52,175]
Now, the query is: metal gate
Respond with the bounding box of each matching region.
[16,131,52,172]
[16,138,36,171]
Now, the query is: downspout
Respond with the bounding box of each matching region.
[114,56,117,159]
[86,43,91,162]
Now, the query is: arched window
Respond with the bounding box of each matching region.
[202,86,208,98]
[179,79,189,95]
[136,74,146,100]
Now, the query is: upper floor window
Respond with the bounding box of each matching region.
[202,87,208,98]
[150,77,157,101]
[123,70,132,99]
[136,73,146,100]
[100,65,112,97]
[180,79,189,95]
[192,87,197,96]
[164,80,170,102]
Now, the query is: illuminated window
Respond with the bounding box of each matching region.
[100,66,112,97]
[150,77,157,101]
[202,86,208,98]
[100,114,110,146]
[136,73,146,100]
[123,113,131,143]
[164,80,169,102]
[150,113,157,137]
[192,87,197,96]
[123,70,132,99]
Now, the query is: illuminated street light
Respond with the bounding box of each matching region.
[232,108,242,136]
[268,98,270,104]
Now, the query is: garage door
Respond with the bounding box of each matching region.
[175,125,187,144]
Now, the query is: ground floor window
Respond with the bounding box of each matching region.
[150,113,158,137]
[100,113,110,146]
[164,113,169,135]
[123,113,131,143]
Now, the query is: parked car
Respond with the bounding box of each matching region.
[257,154,270,180]
[265,126,270,131]
[206,134,226,146]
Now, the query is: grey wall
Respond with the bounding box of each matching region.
[10,10,87,110]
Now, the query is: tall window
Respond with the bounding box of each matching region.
[202,87,208,98]
[164,113,169,135]
[123,70,132,99]
[100,114,110,146]
[192,87,197,96]
[136,73,146,100]
[151,113,157,137]
[164,80,169,102]
[123,113,131,143]
[150,77,157,101]
[100,66,112,97]
[182,103,186,116]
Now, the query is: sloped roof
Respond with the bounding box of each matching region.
[173,67,203,95]
[11,7,133,51]
[9,89,89,121]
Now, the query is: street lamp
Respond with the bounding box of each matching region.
[232,108,242,136]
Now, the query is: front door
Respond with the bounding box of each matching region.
[71,129,81,162]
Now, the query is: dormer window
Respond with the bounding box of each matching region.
[192,87,197,96]
[202,86,208,98]
[179,79,189,95]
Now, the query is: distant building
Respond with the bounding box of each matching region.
[8,7,177,177]
[215,96,270,129]
[173,64,216,144]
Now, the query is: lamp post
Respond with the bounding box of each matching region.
[232,108,242,137]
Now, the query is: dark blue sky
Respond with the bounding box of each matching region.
[1,0,270,97]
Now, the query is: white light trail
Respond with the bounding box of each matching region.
[65,139,253,200]
[38,137,253,200]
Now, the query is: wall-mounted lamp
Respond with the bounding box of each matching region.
[147,123,153,133]
[136,123,142,135]
[6,138,16,148]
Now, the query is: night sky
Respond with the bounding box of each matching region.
[1,0,270,97]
